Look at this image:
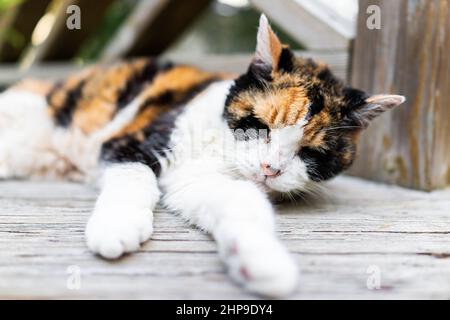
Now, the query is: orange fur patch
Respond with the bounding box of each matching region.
[268,29,282,71]
[302,112,330,148]
[112,65,220,138]
[72,59,149,133]
[228,86,310,128]
[139,65,214,102]
[47,67,97,118]
[13,79,54,96]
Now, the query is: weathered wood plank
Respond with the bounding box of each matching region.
[349,0,450,190]
[0,49,348,87]
[0,177,449,299]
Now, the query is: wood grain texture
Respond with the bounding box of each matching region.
[349,0,450,190]
[0,177,449,299]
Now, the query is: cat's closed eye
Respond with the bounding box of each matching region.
[231,114,269,131]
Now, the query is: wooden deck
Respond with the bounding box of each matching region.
[0,176,449,299]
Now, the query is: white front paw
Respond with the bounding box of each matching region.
[218,227,299,298]
[85,207,153,259]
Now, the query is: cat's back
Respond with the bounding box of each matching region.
[45,57,224,137]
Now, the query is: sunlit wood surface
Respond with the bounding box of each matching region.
[0,176,449,299]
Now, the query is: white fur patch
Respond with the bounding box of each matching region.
[0,88,149,182]
[0,90,55,178]
[85,163,160,259]
[216,223,299,297]
[159,80,299,297]
[161,164,299,297]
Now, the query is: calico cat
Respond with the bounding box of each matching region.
[0,15,405,297]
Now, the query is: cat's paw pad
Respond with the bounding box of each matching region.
[220,231,299,298]
[85,207,153,260]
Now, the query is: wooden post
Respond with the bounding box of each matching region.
[349,0,450,191]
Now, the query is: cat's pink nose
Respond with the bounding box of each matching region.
[261,163,281,177]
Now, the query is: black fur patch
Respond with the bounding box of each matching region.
[342,87,369,126]
[101,135,158,171]
[278,48,294,73]
[299,139,355,182]
[305,84,325,120]
[223,69,268,128]
[229,69,267,102]
[316,66,340,88]
[116,60,173,111]
[52,79,86,127]
[343,87,368,110]
[141,90,174,107]
[101,112,177,176]
[139,77,220,113]
[229,113,269,131]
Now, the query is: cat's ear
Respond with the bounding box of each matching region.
[352,94,406,127]
[251,14,283,75]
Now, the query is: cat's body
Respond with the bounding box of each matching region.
[0,15,405,297]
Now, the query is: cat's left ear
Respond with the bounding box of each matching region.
[251,14,283,75]
[353,94,406,127]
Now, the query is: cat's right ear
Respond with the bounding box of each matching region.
[352,94,406,128]
[250,14,283,76]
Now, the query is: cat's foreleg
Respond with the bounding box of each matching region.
[161,166,299,297]
[85,162,160,259]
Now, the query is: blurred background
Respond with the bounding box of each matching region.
[0,0,357,64]
[0,0,355,79]
[0,0,448,191]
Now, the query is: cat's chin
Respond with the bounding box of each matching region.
[253,180,273,194]
[252,177,291,195]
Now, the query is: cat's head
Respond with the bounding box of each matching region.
[224,14,405,193]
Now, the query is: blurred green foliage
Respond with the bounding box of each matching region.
[0,0,25,12]
[2,26,25,49]
[0,0,26,52]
